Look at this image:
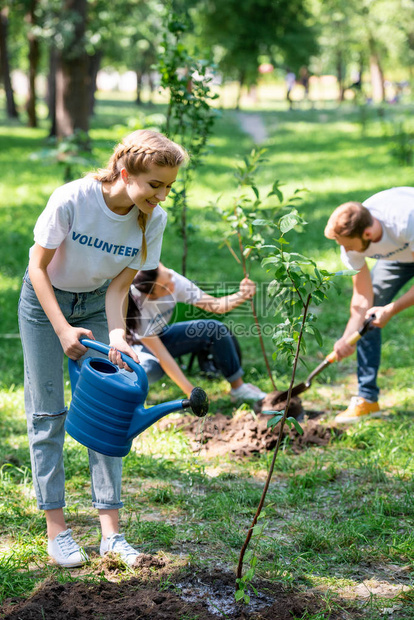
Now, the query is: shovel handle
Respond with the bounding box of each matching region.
[325,314,376,364]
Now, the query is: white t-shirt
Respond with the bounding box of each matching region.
[32,177,167,292]
[341,187,414,270]
[129,269,203,338]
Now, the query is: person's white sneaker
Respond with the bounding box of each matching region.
[230,382,267,404]
[100,533,141,566]
[47,529,88,568]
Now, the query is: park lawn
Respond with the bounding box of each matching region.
[0,93,414,618]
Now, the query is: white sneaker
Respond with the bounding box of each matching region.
[100,533,141,566]
[47,529,88,568]
[230,382,267,404]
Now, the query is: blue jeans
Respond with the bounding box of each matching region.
[18,270,123,511]
[132,320,243,384]
[357,260,414,402]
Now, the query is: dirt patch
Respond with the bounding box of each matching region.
[255,391,306,416]
[99,552,167,578]
[1,566,347,619]
[160,400,341,458]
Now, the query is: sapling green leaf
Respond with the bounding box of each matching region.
[285,252,316,264]
[262,256,282,267]
[286,417,304,435]
[304,324,323,346]
[252,219,271,226]
[235,589,245,602]
[245,549,253,563]
[266,413,284,428]
[312,290,327,304]
[279,213,302,234]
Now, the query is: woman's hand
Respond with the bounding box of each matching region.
[239,277,256,300]
[108,329,140,370]
[57,326,94,360]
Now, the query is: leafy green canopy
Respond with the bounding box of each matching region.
[195,0,318,84]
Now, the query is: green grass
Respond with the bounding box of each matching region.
[1,92,414,618]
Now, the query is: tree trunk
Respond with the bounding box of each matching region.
[87,51,102,117]
[136,70,143,105]
[336,50,345,102]
[369,54,385,103]
[368,35,385,103]
[235,70,246,110]
[26,0,40,128]
[48,47,58,137]
[0,8,19,119]
[55,0,89,138]
[181,185,187,277]
[148,72,155,104]
[358,53,364,87]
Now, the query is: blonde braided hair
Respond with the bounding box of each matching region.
[92,130,187,263]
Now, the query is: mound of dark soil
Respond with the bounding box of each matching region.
[1,567,345,620]
[254,390,305,416]
[163,404,341,458]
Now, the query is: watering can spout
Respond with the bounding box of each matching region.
[127,387,209,441]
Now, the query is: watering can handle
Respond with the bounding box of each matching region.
[79,338,148,390]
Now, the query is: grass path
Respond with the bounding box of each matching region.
[237,111,268,143]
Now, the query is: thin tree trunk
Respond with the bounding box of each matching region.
[235,70,245,110]
[0,8,19,119]
[48,47,57,137]
[181,185,187,277]
[369,53,385,103]
[368,35,385,103]
[236,223,277,390]
[88,51,102,117]
[136,70,143,104]
[236,295,311,583]
[26,0,40,128]
[336,50,345,102]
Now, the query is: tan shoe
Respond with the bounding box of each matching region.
[335,396,381,424]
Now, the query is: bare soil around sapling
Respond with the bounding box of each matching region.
[159,394,341,458]
[1,562,351,620]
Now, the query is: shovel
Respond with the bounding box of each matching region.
[266,314,376,406]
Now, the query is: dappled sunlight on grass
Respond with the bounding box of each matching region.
[1,95,414,617]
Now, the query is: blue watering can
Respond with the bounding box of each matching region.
[66,339,209,457]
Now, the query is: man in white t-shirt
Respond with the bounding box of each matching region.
[324,187,414,423]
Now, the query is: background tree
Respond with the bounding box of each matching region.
[195,0,318,107]
[25,0,40,127]
[157,9,218,275]
[312,0,414,103]
[0,6,19,119]
[93,0,164,108]
[54,0,89,137]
